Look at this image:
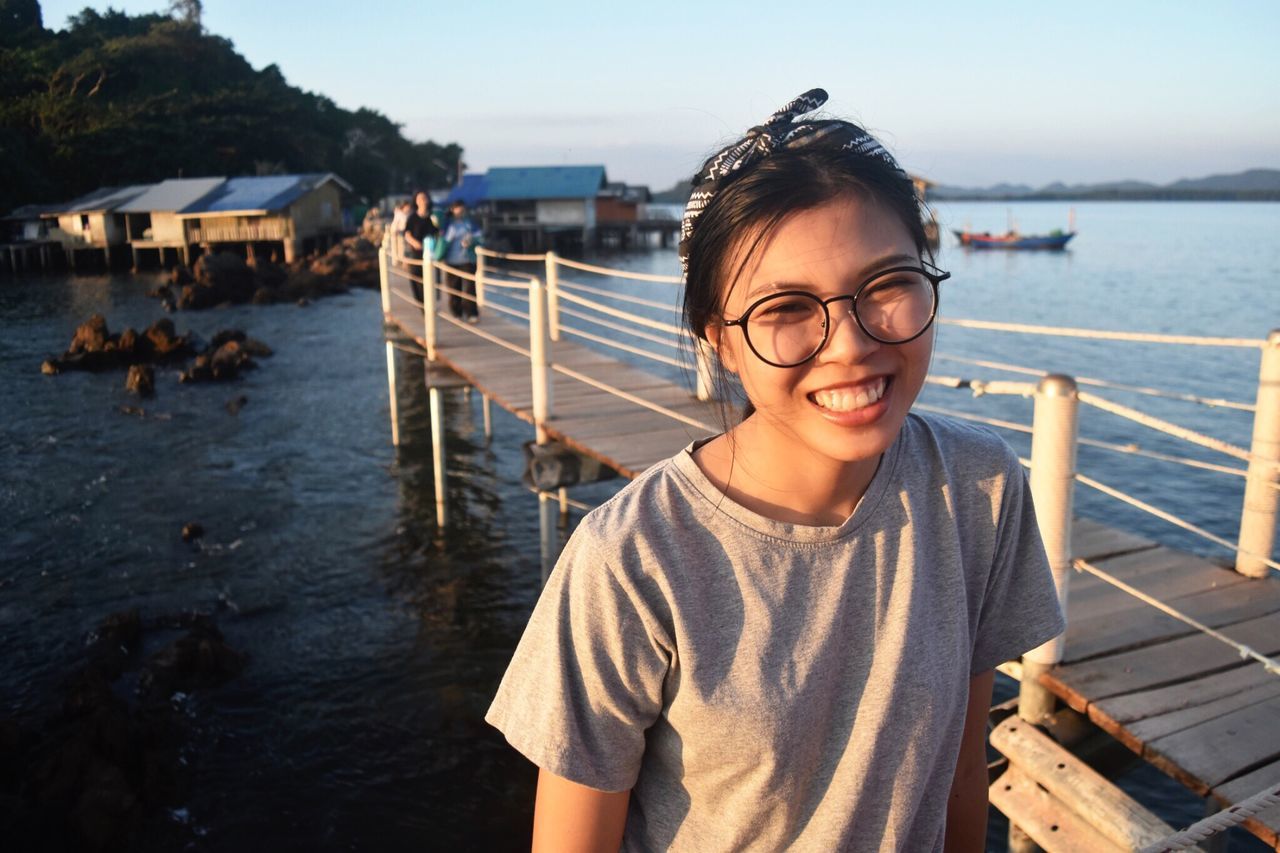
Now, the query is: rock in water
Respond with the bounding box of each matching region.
[226,395,248,415]
[68,313,110,354]
[125,365,155,397]
[181,523,203,543]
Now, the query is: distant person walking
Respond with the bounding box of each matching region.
[402,192,437,302]
[439,200,483,322]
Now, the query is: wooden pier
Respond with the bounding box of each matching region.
[381,247,1280,850]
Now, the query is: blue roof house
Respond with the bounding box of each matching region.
[471,165,607,253]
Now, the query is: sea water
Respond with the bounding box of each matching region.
[1,201,1276,850]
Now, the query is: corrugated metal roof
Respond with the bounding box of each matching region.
[180,173,352,216]
[53,184,153,214]
[485,166,607,200]
[3,202,65,220]
[443,174,489,207]
[117,177,226,213]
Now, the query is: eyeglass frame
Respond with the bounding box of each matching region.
[719,264,951,368]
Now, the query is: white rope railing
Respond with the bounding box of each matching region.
[555,288,685,336]
[916,402,1268,484]
[549,362,715,433]
[390,286,424,310]
[477,247,546,262]
[1078,391,1277,471]
[555,321,686,369]
[554,255,682,284]
[1139,782,1280,852]
[933,353,1256,412]
[1074,470,1280,572]
[1074,557,1280,675]
[556,303,683,351]
[927,376,1038,397]
[557,276,681,313]
[939,317,1264,349]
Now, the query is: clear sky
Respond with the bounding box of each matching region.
[38,0,1280,191]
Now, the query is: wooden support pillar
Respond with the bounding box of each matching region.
[1237,329,1280,577]
[545,251,561,341]
[378,232,391,316]
[539,491,557,584]
[429,384,447,529]
[385,341,401,448]
[1020,374,1079,725]
[482,393,492,443]
[283,238,300,264]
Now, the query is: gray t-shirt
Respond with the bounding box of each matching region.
[487,413,1065,851]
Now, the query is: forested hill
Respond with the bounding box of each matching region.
[0,1,462,213]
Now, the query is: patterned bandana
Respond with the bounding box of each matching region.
[678,88,908,274]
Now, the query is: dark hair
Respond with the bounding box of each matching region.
[681,139,933,423]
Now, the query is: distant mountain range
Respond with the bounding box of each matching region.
[930,168,1280,201]
[652,169,1280,203]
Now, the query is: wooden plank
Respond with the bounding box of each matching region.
[1125,676,1280,745]
[989,716,1172,849]
[989,766,1128,853]
[1064,574,1280,664]
[1095,662,1280,727]
[1144,691,1280,794]
[1211,759,1280,848]
[1071,517,1157,561]
[1047,610,1280,712]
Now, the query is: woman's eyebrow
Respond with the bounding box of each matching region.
[744,253,922,300]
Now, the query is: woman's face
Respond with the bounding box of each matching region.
[710,194,934,469]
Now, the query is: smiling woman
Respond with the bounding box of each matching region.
[485,89,1065,852]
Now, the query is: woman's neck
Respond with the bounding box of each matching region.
[693,419,882,527]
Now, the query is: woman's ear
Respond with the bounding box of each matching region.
[704,323,738,375]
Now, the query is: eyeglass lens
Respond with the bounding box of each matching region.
[745,269,936,366]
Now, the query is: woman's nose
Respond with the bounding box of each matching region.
[820,300,880,363]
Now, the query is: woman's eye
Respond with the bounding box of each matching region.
[757,298,815,319]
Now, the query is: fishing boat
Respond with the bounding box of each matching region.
[954,208,1078,250]
[953,228,1076,250]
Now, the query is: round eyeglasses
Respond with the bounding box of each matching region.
[721,264,950,368]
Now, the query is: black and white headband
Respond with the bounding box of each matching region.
[679,88,908,274]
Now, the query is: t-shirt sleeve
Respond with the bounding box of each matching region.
[970,455,1067,674]
[485,524,671,792]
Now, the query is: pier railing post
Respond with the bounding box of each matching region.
[385,342,400,448]
[695,338,715,401]
[1020,374,1079,725]
[529,276,553,444]
[475,251,487,312]
[545,251,561,342]
[429,385,447,529]
[378,232,391,316]
[1237,329,1280,578]
[423,259,438,361]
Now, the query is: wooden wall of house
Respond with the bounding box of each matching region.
[55,212,126,247]
[287,184,343,238]
[535,199,590,227]
[151,212,187,243]
[595,197,639,224]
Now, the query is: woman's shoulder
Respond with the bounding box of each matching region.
[901,410,1022,482]
[575,451,698,544]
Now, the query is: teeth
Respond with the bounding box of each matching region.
[811,378,887,412]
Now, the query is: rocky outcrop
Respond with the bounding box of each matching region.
[41,316,197,375]
[43,318,271,391]
[153,236,381,311]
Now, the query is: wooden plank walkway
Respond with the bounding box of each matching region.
[387,284,718,478]
[386,277,1280,847]
[1058,518,1280,846]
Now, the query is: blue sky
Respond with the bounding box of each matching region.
[39,0,1280,190]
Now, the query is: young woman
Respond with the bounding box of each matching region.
[487,89,1064,852]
